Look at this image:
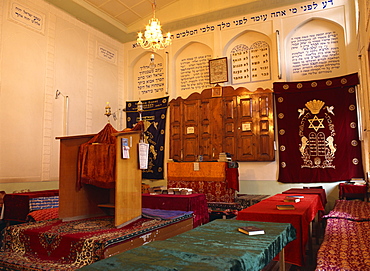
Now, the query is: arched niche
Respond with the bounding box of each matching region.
[174,42,213,99]
[131,52,166,101]
[285,18,346,81]
[224,30,272,85]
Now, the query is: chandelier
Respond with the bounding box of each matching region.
[137,0,171,51]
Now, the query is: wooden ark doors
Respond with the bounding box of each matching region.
[169,86,275,162]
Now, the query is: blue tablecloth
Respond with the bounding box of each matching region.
[81,219,296,271]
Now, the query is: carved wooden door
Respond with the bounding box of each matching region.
[236,95,256,160]
[169,99,182,161]
[255,93,274,160]
[199,97,223,161]
[182,99,199,161]
[223,96,237,159]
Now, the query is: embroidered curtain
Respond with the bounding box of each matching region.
[274,73,364,183]
[126,97,168,180]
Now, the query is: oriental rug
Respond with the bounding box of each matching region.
[316,200,370,270]
[0,210,193,270]
[323,199,370,221]
[316,218,370,270]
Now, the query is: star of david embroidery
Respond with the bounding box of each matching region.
[308,115,325,132]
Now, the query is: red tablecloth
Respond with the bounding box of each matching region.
[142,194,209,227]
[3,190,59,222]
[282,188,327,207]
[339,183,367,200]
[225,167,239,191]
[237,193,324,266]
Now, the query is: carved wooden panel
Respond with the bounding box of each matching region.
[200,99,212,160]
[237,96,256,160]
[256,94,274,160]
[209,97,223,160]
[182,100,199,161]
[169,100,182,161]
[223,96,237,157]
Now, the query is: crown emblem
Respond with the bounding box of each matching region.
[305,100,325,114]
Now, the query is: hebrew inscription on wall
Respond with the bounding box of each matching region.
[97,44,117,64]
[180,55,212,92]
[10,1,45,33]
[137,62,165,96]
[290,31,340,77]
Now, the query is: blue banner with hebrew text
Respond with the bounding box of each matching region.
[126,97,168,180]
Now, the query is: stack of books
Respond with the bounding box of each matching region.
[167,188,193,195]
[349,178,366,185]
[218,152,232,162]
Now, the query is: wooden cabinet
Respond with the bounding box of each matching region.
[57,131,141,227]
[169,86,274,161]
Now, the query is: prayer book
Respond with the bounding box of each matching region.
[285,195,304,198]
[276,204,295,210]
[284,197,300,203]
[238,226,265,235]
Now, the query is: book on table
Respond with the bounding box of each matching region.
[276,204,295,210]
[238,226,265,235]
[285,195,304,198]
[284,197,300,203]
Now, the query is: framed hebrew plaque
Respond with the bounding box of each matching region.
[209,57,228,84]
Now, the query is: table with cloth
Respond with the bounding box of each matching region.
[237,193,324,267]
[282,188,327,207]
[282,188,327,243]
[339,182,368,201]
[80,219,296,271]
[142,193,209,227]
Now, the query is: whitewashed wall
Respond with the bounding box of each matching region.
[0,0,124,192]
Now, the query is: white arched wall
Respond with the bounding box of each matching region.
[130,52,167,101]
[219,20,276,91]
[173,41,213,99]
[285,17,347,81]
[224,30,273,88]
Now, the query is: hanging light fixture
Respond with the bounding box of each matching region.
[137,0,171,51]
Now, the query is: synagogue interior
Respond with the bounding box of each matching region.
[0,0,370,270]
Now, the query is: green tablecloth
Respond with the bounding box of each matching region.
[80,219,296,271]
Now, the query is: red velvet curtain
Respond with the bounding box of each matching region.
[274,73,364,183]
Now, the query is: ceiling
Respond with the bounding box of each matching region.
[44,0,305,43]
